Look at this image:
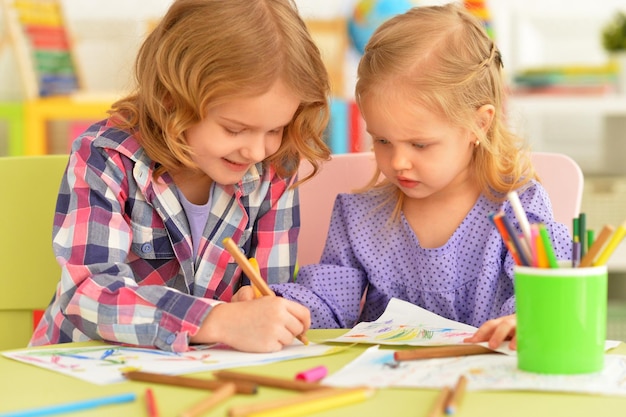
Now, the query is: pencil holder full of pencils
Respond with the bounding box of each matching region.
[515,261,608,374]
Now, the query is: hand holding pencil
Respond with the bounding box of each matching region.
[223,237,310,346]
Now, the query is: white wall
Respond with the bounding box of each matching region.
[3,0,626,173]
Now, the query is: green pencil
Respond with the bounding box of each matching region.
[539,224,559,268]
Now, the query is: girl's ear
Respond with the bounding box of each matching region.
[475,104,495,135]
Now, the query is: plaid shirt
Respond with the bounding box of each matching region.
[30,119,299,352]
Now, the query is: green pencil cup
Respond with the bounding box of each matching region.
[515,262,608,374]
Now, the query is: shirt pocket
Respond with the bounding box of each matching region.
[130,221,175,259]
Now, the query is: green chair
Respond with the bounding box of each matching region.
[0,155,68,350]
[0,102,26,156]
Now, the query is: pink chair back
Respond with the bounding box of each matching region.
[531,152,583,232]
[297,152,377,266]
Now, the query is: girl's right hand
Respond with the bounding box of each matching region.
[192,296,311,352]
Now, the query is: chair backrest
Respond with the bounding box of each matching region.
[297,151,583,266]
[0,155,68,350]
[530,152,583,232]
[297,152,377,266]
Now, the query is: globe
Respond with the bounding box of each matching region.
[348,0,415,55]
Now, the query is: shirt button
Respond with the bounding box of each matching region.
[166,334,176,344]
[141,243,153,253]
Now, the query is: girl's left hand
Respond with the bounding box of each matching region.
[463,314,517,350]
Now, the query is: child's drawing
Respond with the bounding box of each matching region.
[324,345,626,397]
[3,341,343,385]
[327,298,478,346]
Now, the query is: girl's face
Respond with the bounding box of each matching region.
[184,79,300,185]
[360,94,478,201]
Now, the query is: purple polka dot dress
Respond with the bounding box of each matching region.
[272,180,572,329]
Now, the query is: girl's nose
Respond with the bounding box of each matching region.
[390,149,410,172]
[241,135,267,162]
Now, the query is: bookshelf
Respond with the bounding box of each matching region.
[507,94,626,176]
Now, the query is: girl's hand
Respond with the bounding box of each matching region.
[231,285,256,302]
[193,296,311,352]
[463,314,517,350]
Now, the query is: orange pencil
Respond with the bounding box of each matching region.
[394,344,494,361]
[490,212,522,266]
[428,386,451,417]
[223,237,309,345]
[179,382,237,417]
[594,220,626,266]
[444,375,468,415]
[124,370,257,395]
[214,370,328,392]
[145,388,160,417]
[579,224,615,267]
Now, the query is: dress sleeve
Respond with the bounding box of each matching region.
[272,194,369,328]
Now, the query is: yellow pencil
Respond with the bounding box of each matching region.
[228,387,374,417]
[248,257,263,298]
[223,237,309,345]
[579,224,614,267]
[593,221,626,266]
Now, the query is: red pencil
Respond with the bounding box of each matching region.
[491,212,522,266]
[145,388,160,417]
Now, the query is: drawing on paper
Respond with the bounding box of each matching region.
[3,342,344,385]
[328,298,478,346]
[323,345,626,397]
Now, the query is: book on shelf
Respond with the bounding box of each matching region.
[511,63,618,96]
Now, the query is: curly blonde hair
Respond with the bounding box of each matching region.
[110,0,331,181]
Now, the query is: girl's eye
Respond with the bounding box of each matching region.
[373,138,389,145]
[268,127,284,136]
[412,143,427,149]
[224,127,242,136]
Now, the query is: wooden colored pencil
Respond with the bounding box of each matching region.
[500,214,532,266]
[427,386,451,417]
[145,388,160,417]
[444,375,468,415]
[393,344,494,362]
[179,382,237,417]
[227,387,373,417]
[579,224,615,267]
[538,223,559,268]
[248,257,264,298]
[594,221,626,266]
[124,370,257,395]
[490,212,522,266]
[222,237,309,345]
[507,191,532,248]
[214,370,328,392]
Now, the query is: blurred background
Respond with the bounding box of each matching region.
[1,0,626,337]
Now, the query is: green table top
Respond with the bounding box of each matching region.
[1,330,625,417]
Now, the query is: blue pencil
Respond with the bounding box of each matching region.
[0,392,136,417]
[500,215,532,266]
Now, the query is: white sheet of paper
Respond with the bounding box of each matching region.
[323,345,626,396]
[3,341,343,385]
[325,298,620,356]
